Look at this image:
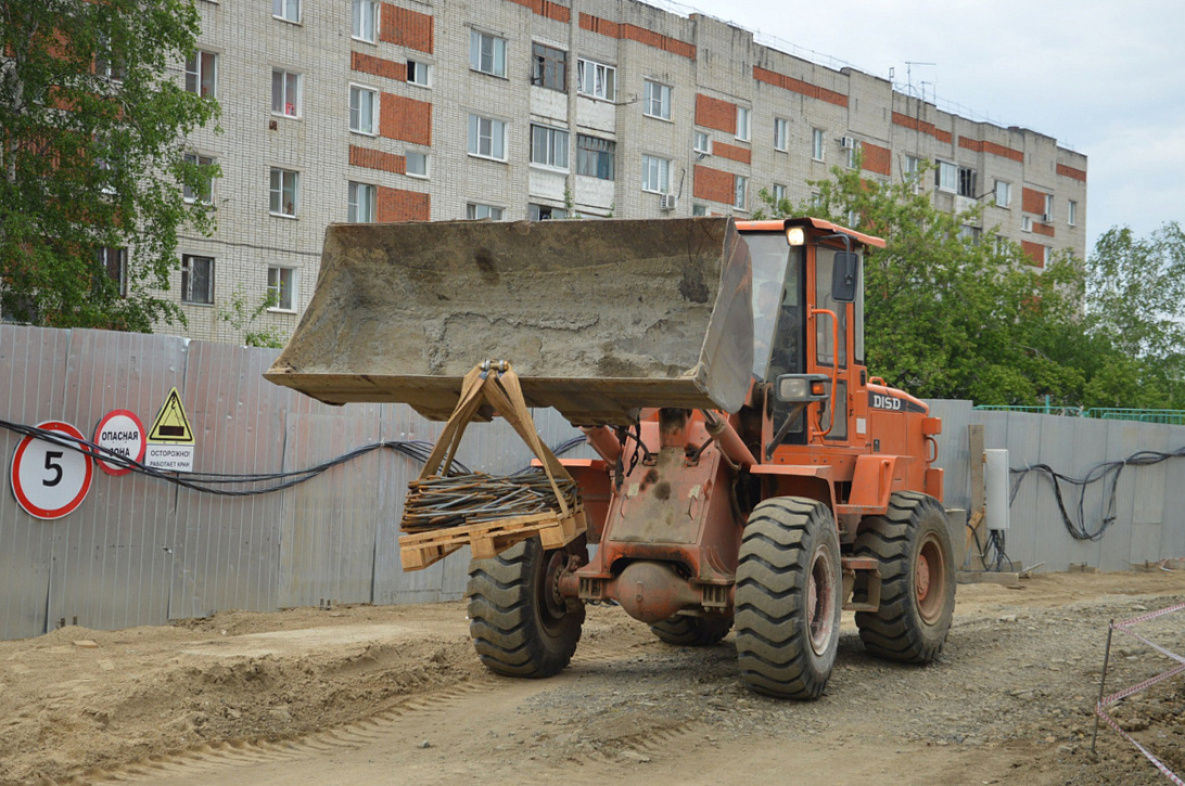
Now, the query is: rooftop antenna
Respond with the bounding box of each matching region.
[904,61,936,99]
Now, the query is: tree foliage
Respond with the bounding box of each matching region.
[0,0,218,331]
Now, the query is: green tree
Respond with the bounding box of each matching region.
[755,157,1084,404]
[0,0,218,331]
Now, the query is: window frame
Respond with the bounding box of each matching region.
[772,183,787,204]
[531,42,566,92]
[406,60,431,88]
[1022,215,1033,232]
[1043,193,1054,220]
[641,154,671,195]
[271,69,302,118]
[467,114,508,162]
[185,50,217,98]
[576,134,615,181]
[994,180,1012,208]
[470,29,507,78]
[348,181,376,223]
[935,160,957,193]
[735,106,751,142]
[957,165,977,198]
[98,247,128,297]
[405,151,429,179]
[272,0,300,23]
[693,130,711,156]
[349,84,378,135]
[182,152,215,205]
[267,266,296,311]
[467,203,504,220]
[734,175,748,210]
[1068,200,1078,226]
[773,117,789,151]
[811,128,824,162]
[269,167,300,218]
[530,124,569,171]
[642,79,672,121]
[576,58,615,101]
[351,0,378,43]
[180,254,215,305]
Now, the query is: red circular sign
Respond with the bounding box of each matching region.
[93,409,146,476]
[10,421,94,520]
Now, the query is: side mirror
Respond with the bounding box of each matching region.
[775,373,831,403]
[831,251,859,303]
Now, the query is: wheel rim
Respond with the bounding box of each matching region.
[915,532,946,624]
[537,549,570,636]
[807,546,836,656]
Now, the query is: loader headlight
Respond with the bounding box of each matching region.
[776,373,830,402]
[786,226,806,246]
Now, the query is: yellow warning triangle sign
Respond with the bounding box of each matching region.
[147,387,195,444]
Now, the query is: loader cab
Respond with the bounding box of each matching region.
[736,217,885,451]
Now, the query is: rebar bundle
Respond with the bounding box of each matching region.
[401,470,579,533]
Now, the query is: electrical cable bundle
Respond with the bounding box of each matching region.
[1009,445,1185,542]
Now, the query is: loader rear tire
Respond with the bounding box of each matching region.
[466,537,584,678]
[650,614,732,646]
[735,497,841,700]
[854,491,955,664]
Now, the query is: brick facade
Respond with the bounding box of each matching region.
[693,165,735,205]
[351,51,406,82]
[695,94,735,134]
[860,142,891,177]
[377,186,430,221]
[379,4,433,53]
[380,93,431,146]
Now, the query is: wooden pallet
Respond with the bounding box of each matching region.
[399,507,587,571]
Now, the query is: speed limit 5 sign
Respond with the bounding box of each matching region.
[10,421,93,520]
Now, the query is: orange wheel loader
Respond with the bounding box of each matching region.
[266,216,955,699]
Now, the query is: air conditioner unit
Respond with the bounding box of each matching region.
[839,136,856,149]
[659,194,678,211]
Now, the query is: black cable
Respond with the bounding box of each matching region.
[1009,445,1185,542]
[0,417,587,497]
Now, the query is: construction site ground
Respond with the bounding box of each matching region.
[3,569,1184,786]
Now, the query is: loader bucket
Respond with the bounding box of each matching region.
[264,217,753,426]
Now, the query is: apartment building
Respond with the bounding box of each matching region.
[176,0,1088,344]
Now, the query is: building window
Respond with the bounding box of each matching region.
[1022,215,1033,232]
[272,69,301,118]
[691,204,707,217]
[348,181,375,222]
[182,152,214,204]
[98,247,127,297]
[468,114,507,161]
[528,203,558,220]
[774,118,789,151]
[352,0,377,42]
[530,124,569,170]
[267,267,295,310]
[1043,194,1054,221]
[736,106,751,142]
[576,134,615,180]
[272,0,299,23]
[811,192,822,207]
[95,34,124,82]
[641,154,671,194]
[811,128,824,161]
[531,42,566,91]
[185,50,217,98]
[772,184,787,204]
[1068,200,1078,226]
[576,59,615,101]
[846,141,860,169]
[694,131,711,155]
[643,80,671,120]
[936,160,957,192]
[181,254,214,305]
[349,85,377,134]
[270,168,299,217]
[957,166,977,198]
[467,203,504,220]
[407,60,431,87]
[994,180,1011,208]
[470,30,507,78]
[734,175,747,209]
[406,151,429,178]
[905,155,922,192]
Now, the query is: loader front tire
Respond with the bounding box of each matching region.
[735,497,841,700]
[650,614,732,646]
[854,491,955,664]
[466,537,584,678]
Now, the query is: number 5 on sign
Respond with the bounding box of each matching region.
[10,421,93,519]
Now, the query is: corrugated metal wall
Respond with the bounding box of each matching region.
[2,325,1184,640]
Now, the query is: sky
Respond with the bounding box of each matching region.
[658,0,1185,256]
